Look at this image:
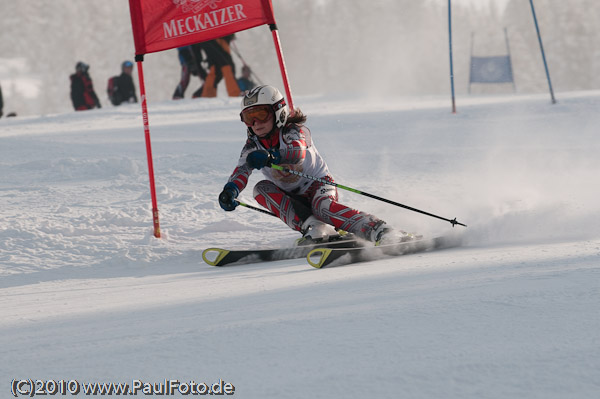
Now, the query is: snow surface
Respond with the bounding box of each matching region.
[1,92,599,398]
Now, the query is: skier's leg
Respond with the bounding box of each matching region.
[253,180,310,232]
[308,176,388,242]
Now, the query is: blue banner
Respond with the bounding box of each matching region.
[470,56,514,83]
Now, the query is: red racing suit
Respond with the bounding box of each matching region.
[227,123,384,240]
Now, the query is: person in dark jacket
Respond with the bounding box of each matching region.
[70,62,101,111]
[108,60,138,106]
[0,83,3,118]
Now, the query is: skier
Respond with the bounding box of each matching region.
[218,85,397,244]
[70,62,101,111]
[108,60,138,106]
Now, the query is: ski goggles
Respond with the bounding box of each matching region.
[240,105,272,126]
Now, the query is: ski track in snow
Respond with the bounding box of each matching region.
[1,92,599,398]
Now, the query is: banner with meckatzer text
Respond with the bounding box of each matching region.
[129,0,276,55]
[128,0,292,239]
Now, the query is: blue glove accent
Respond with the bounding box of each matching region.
[246,150,271,170]
[246,149,282,170]
[268,148,281,165]
[219,182,239,211]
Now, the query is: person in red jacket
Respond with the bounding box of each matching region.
[70,62,101,111]
[218,85,402,245]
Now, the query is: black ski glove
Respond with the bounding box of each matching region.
[219,182,239,211]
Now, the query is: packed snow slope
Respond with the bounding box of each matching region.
[1,92,599,398]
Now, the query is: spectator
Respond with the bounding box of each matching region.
[70,62,101,111]
[237,65,256,93]
[173,44,207,99]
[0,84,16,117]
[200,35,240,97]
[108,60,138,106]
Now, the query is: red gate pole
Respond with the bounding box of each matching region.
[269,24,294,113]
[136,56,161,238]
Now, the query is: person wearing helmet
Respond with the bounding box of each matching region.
[236,65,256,93]
[70,62,101,111]
[218,85,393,244]
[108,60,138,106]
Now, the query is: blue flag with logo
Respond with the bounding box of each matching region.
[470,56,514,83]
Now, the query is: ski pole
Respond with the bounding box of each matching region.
[270,165,467,227]
[231,41,264,85]
[235,200,277,218]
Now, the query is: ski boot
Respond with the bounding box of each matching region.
[296,216,340,246]
[372,221,421,246]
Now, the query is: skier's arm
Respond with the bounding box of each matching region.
[228,139,256,192]
[275,126,307,165]
[219,140,255,211]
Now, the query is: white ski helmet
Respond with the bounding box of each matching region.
[240,85,289,129]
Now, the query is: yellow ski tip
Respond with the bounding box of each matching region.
[202,248,230,266]
[307,248,333,269]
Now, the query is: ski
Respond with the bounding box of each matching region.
[202,234,363,267]
[306,235,463,268]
